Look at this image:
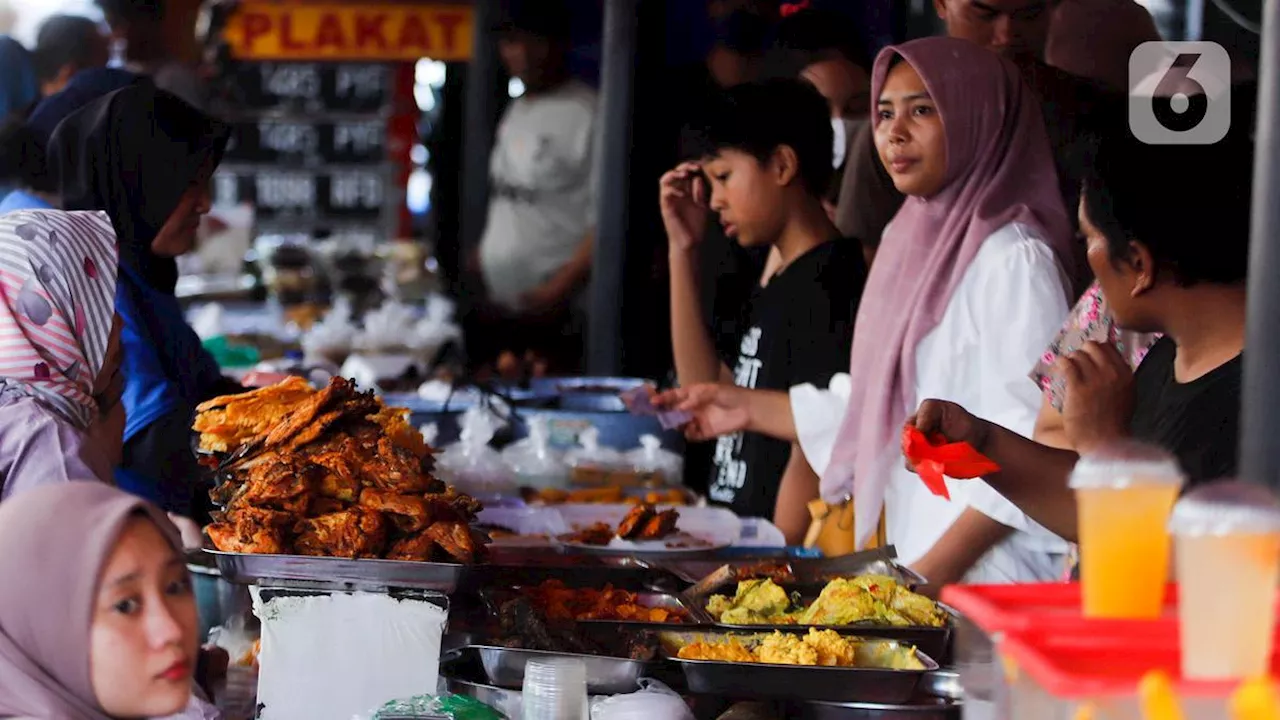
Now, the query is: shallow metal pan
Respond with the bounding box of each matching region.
[204,548,466,593]
[467,644,649,695]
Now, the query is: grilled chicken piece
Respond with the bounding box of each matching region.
[359,488,436,533]
[636,509,679,541]
[311,453,361,502]
[386,531,437,562]
[206,519,288,555]
[360,438,436,494]
[424,520,478,563]
[308,497,348,515]
[616,504,655,540]
[229,460,315,515]
[293,509,387,558]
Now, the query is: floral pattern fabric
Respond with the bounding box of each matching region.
[0,210,119,429]
[1030,281,1162,412]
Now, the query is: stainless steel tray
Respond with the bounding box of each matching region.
[496,587,712,626]
[204,548,467,593]
[470,644,649,694]
[799,696,961,719]
[708,612,955,665]
[659,631,938,704]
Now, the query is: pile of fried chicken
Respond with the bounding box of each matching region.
[197,377,487,563]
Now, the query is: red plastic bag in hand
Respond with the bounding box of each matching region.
[901,425,1001,501]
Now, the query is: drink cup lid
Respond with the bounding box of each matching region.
[1068,440,1186,490]
[1168,479,1280,536]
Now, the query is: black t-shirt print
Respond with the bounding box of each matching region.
[708,239,867,519]
[1129,337,1243,488]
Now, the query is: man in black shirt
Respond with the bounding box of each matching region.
[660,79,866,534]
[904,130,1252,543]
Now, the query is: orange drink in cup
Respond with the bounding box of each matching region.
[1169,480,1280,681]
[1069,441,1185,619]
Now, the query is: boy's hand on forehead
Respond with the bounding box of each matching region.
[660,162,711,252]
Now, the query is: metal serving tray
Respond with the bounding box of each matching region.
[468,644,649,695]
[708,612,956,666]
[204,548,467,593]
[798,671,964,719]
[493,587,711,626]
[659,631,938,704]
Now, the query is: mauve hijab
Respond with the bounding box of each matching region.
[0,481,182,720]
[819,37,1073,547]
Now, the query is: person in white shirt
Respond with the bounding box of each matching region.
[471,0,597,373]
[656,37,1075,589]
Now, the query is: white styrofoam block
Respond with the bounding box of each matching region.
[252,590,447,720]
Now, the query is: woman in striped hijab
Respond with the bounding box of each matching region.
[0,208,122,500]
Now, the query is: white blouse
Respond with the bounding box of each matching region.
[791,222,1072,583]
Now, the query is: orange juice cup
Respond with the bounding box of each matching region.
[1069,441,1185,619]
[1169,480,1280,681]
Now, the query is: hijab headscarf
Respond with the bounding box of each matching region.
[819,37,1073,547]
[0,210,120,430]
[0,37,38,119]
[0,481,182,720]
[48,84,229,295]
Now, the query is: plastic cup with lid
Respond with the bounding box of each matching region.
[521,657,589,720]
[1068,440,1185,618]
[1169,479,1280,680]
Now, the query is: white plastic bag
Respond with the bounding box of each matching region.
[301,296,358,364]
[564,427,624,486]
[502,417,569,490]
[590,679,694,720]
[624,435,684,486]
[436,407,516,499]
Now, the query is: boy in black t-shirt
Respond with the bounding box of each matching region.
[659,79,867,533]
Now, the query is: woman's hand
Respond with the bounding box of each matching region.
[905,399,991,470]
[1058,341,1135,455]
[655,383,751,441]
[659,162,710,252]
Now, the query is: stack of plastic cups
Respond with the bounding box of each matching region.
[1169,479,1280,681]
[1068,440,1186,618]
[522,658,589,720]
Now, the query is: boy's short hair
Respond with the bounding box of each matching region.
[1082,129,1253,286]
[683,78,833,196]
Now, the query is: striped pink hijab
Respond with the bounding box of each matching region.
[0,210,119,430]
[819,38,1073,547]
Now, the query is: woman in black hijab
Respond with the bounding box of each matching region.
[48,83,239,516]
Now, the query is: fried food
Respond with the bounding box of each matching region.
[198,378,485,563]
[637,509,679,540]
[293,509,388,559]
[521,580,689,624]
[675,629,923,670]
[617,504,654,539]
[705,576,948,628]
[563,522,616,546]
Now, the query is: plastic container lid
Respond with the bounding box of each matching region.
[1067,440,1186,490]
[1168,479,1280,537]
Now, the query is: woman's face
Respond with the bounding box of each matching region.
[90,516,199,718]
[150,177,212,258]
[702,148,790,248]
[874,60,948,198]
[802,58,871,119]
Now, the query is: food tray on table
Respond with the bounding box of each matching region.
[460,645,651,695]
[204,548,467,593]
[486,582,712,627]
[679,550,953,662]
[658,630,939,704]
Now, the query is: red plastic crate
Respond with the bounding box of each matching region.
[941,582,1179,641]
[999,628,1280,699]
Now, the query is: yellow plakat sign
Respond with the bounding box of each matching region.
[224,3,473,61]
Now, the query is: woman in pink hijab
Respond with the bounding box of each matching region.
[657,37,1077,585]
[0,209,123,499]
[0,481,202,719]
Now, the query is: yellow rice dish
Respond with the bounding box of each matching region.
[706,575,948,628]
[675,629,925,670]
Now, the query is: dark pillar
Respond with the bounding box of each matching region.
[586,0,639,375]
[460,0,502,259]
[1240,0,1279,490]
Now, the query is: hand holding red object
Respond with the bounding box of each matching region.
[901,425,1001,500]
